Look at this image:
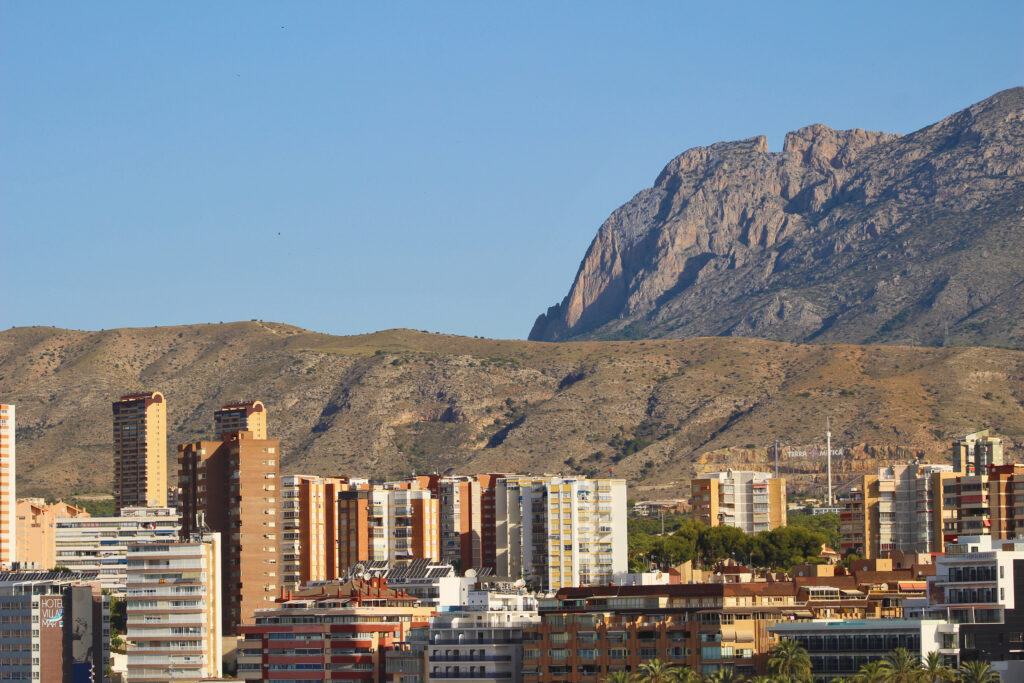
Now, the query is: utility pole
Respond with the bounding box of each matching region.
[826,417,833,507]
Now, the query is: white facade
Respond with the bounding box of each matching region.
[0,404,14,568]
[126,534,222,682]
[426,603,539,682]
[495,476,627,590]
[55,507,180,593]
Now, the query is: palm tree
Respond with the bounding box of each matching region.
[671,665,702,683]
[700,669,744,683]
[957,660,1000,683]
[638,658,679,683]
[880,647,924,682]
[853,661,889,683]
[921,651,953,683]
[767,638,812,681]
[604,671,637,683]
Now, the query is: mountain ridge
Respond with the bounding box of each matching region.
[3,321,1024,501]
[530,87,1024,346]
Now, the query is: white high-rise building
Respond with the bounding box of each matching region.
[126,533,222,682]
[0,404,15,569]
[495,475,627,590]
[55,506,180,593]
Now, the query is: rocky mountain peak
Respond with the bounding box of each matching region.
[531,88,1024,347]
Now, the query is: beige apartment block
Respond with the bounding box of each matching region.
[126,532,222,682]
[0,404,14,568]
[839,463,954,558]
[691,470,786,533]
[953,429,1004,475]
[113,391,168,510]
[15,498,88,570]
[214,400,267,440]
[178,430,280,634]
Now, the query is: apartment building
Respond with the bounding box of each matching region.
[415,473,503,572]
[336,484,439,571]
[522,583,798,681]
[54,506,180,593]
[178,430,281,634]
[0,404,15,569]
[424,591,539,681]
[279,475,368,589]
[126,533,222,682]
[113,391,168,510]
[690,470,786,533]
[953,429,1004,475]
[0,570,109,682]
[215,400,267,439]
[839,463,954,558]
[495,476,627,591]
[769,619,946,680]
[237,577,433,682]
[16,499,88,570]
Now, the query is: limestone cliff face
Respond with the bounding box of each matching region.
[530,87,1024,346]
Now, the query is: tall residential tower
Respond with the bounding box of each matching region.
[214,400,267,439]
[113,391,168,511]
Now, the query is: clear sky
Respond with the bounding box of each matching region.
[3,2,1022,340]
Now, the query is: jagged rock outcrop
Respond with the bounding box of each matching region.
[530,87,1024,346]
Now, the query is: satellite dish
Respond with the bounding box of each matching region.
[465,568,477,578]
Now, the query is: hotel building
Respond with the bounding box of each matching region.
[215,400,267,439]
[178,430,280,633]
[113,391,168,510]
[126,533,222,682]
[54,506,180,593]
[16,499,89,570]
[0,570,110,682]
[690,470,786,533]
[495,476,627,591]
[0,404,15,569]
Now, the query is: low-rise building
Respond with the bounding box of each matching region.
[424,591,539,681]
[54,506,180,593]
[0,570,110,682]
[522,583,798,681]
[237,577,432,681]
[126,532,222,682]
[769,619,946,680]
[15,498,89,570]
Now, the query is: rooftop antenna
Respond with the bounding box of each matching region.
[826,417,833,507]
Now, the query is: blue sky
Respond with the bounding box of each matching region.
[3,2,1022,339]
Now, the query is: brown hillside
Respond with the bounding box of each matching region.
[2,322,1023,500]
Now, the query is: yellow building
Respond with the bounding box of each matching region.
[691,470,786,533]
[113,391,168,510]
[214,400,267,439]
[0,404,13,568]
[15,499,89,569]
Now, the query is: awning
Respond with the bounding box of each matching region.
[899,581,927,591]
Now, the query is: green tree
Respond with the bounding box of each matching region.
[637,658,679,682]
[879,647,923,682]
[956,660,1000,683]
[603,671,636,683]
[699,525,750,566]
[671,666,701,683]
[853,661,889,683]
[767,638,812,681]
[786,510,841,549]
[921,651,954,683]
[700,669,745,683]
